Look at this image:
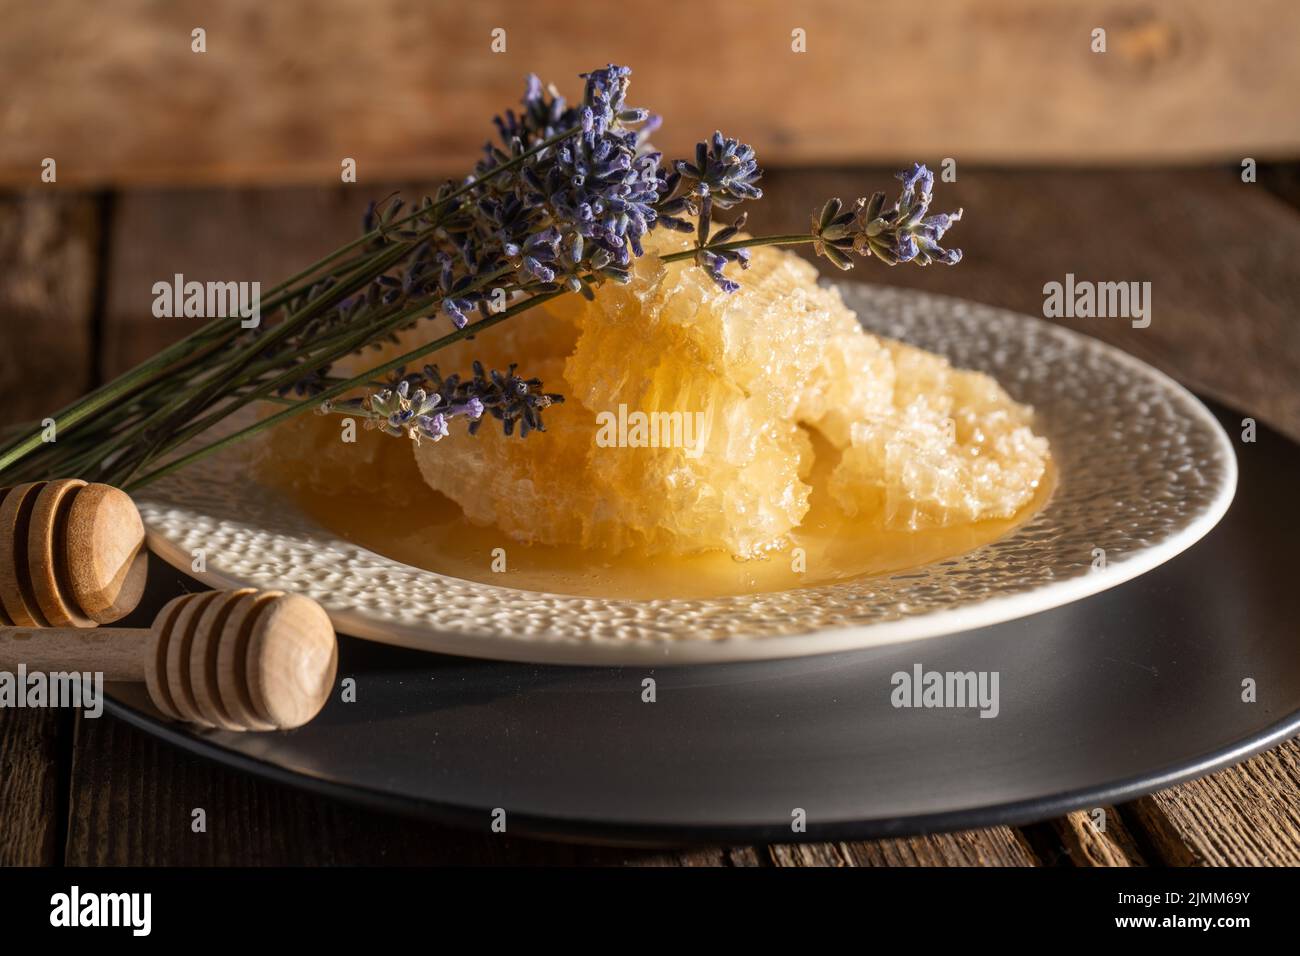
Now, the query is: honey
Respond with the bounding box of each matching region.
[261,233,1053,599]
[277,429,1053,601]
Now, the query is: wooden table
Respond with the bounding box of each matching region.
[2,166,1299,866]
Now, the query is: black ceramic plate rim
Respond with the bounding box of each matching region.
[99,387,1268,849]
[101,681,1300,848]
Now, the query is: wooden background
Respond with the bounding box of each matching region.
[1,1,1299,866]
[2,0,1299,187]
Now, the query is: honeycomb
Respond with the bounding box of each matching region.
[273,230,1049,558]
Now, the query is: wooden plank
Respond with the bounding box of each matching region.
[0,710,67,865]
[102,186,366,375]
[1261,163,1300,212]
[1124,740,1300,866]
[2,0,1298,188]
[1049,810,1147,867]
[770,831,1040,867]
[0,191,99,865]
[105,166,1300,439]
[109,164,1300,438]
[0,193,98,421]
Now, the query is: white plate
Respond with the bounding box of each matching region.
[137,283,1237,665]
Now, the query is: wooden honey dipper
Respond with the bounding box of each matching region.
[0,588,338,731]
[0,478,148,627]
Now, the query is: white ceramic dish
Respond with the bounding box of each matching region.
[136,283,1237,666]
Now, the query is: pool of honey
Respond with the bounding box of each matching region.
[277,431,1055,601]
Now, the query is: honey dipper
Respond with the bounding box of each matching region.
[0,479,148,627]
[0,588,338,731]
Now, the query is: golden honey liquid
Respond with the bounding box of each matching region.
[278,429,1055,601]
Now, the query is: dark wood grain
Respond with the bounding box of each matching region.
[101,186,368,376]
[0,192,100,865]
[0,709,67,865]
[0,193,98,422]
[1126,740,1300,866]
[769,831,1039,867]
[1049,809,1148,867]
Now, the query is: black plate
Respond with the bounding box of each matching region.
[104,400,1300,845]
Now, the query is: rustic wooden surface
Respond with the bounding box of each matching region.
[1,164,1299,865]
[0,193,98,866]
[3,0,1300,187]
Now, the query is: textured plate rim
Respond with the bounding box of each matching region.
[140,287,1238,666]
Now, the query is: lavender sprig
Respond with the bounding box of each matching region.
[811,163,964,269]
[0,63,966,490]
[322,362,564,444]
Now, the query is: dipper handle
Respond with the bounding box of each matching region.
[0,626,147,681]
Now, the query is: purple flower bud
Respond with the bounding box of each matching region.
[524,74,542,104]
[523,256,555,283]
[897,163,934,198]
[442,300,469,329]
[418,413,450,442]
[448,397,485,420]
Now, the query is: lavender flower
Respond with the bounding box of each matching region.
[1,64,974,490]
[672,131,764,209]
[828,163,963,268]
[470,63,664,287]
[330,363,564,444]
[284,69,960,382]
[275,73,963,450]
[691,189,750,293]
[430,362,565,439]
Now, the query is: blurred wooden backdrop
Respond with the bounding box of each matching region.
[2,0,1298,187]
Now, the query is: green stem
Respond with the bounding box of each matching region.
[258,124,581,298]
[0,126,583,481]
[6,247,384,473]
[102,242,419,485]
[125,265,522,482]
[658,234,814,262]
[259,394,388,421]
[125,289,566,491]
[0,318,238,474]
[122,232,819,488]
